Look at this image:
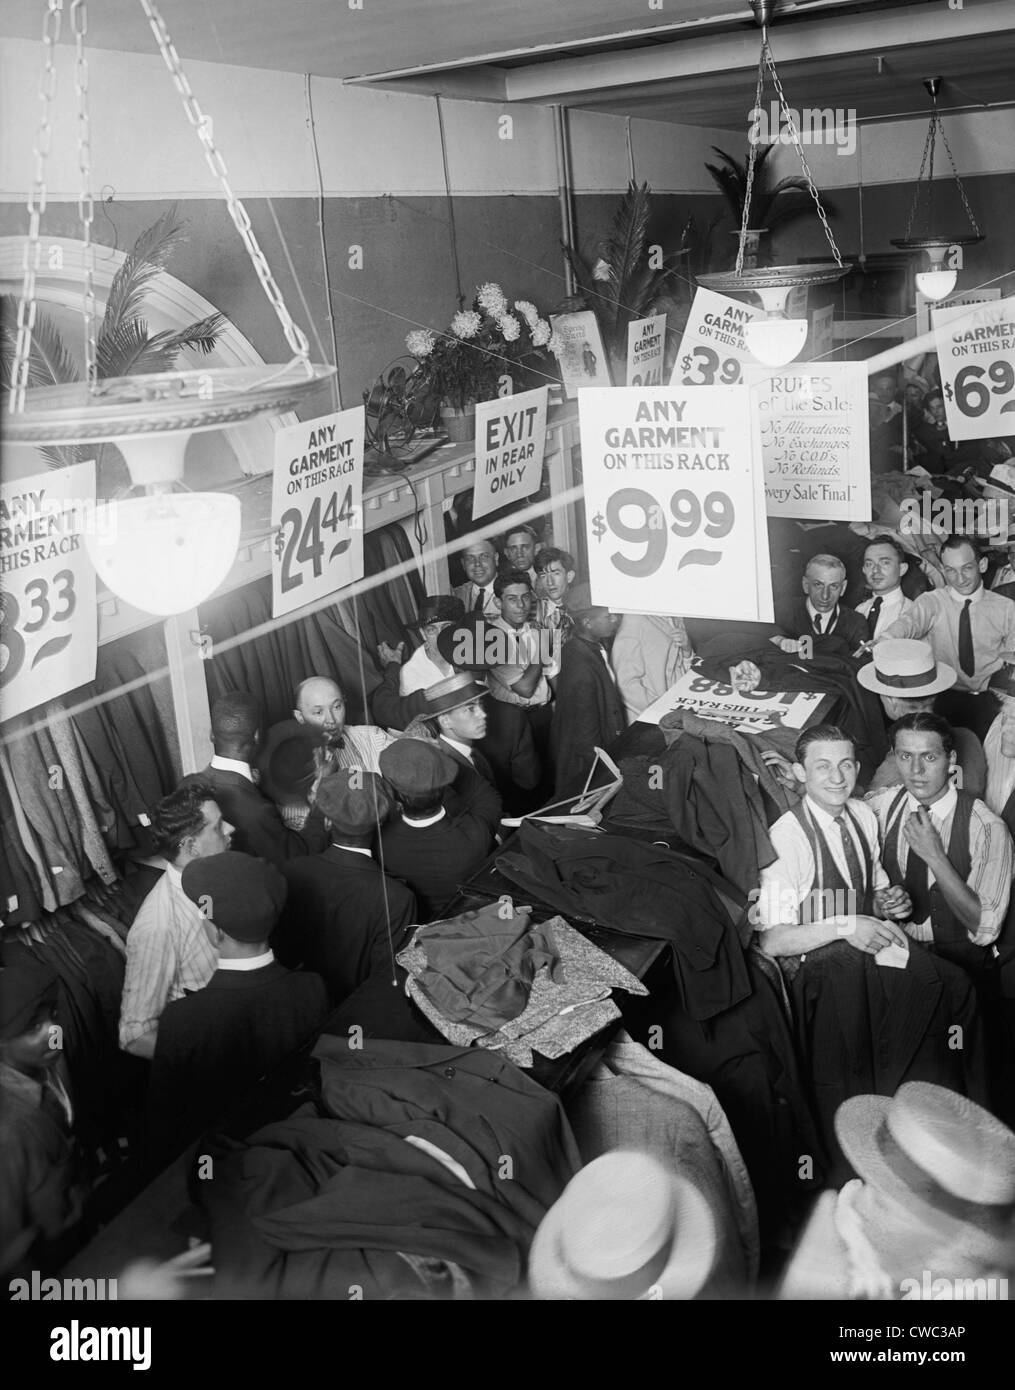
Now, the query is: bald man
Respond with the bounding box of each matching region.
[293,676,394,779]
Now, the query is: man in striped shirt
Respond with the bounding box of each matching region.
[119,783,234,1059]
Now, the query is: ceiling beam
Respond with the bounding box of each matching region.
[502,0,1015,105]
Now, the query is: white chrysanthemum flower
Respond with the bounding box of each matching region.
[476,282,508,317]
[405,328,436,357]
[531,320,551,347]
[592,258,613,282]
[514,300,539,327]
[547,331,565,356]
[498,313,522,342]
[451,309,482,340]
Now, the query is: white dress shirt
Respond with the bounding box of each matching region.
[210,754,255,783]
[218,950,275,972]
[757,797,888,929]
[855,587,912,639]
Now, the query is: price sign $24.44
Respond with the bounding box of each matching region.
[274,486,357,593]
[591,487,735,579]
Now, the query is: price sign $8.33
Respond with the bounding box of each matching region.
[679,347,742,387]
[274,486,357,593]
[0,570,77,684]
[590,487,735,579]
[944,361,1015,418]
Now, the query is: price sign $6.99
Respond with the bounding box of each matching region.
[591,487,735,578]
[274,485,357,593]
[944,361,1015,418]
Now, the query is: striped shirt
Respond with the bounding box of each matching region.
[118,865,217,1049]
[865,783,1013,946]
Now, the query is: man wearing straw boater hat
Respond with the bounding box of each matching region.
[779,1082,1015,1298]
[859,638,985,797]
[423,670,503,829]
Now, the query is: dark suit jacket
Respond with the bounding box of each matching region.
[370,661,428,732]
[381,808,494,920]
[437,738,503,829]
[279,846,418,1003]
[776,598,867,653]
[181,766,328,868]
[148,962,328,1163]
[550,636,627,799]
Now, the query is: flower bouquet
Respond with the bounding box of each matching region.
[405,284,560,437]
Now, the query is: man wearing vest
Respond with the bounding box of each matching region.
[866,712,1013,980]
[756,723,988,1175]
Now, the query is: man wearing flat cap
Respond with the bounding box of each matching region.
[379,738,497,920]
[278,769,418,1004]
[549,582,626,799]
[1,958,86,1274]
[147,852,328,1164]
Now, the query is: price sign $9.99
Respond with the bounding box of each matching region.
[590,487,735,578]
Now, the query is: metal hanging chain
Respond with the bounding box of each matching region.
[8,0,63,416]
[902,93,981,242]
[735,54,767,277]
[762,35,844,268]
[902,106,937,241]
[71,0,96,386]
[935,111,981,237]
[137,0,312,370]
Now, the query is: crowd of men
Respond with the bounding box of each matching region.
[5,500,1015,1287]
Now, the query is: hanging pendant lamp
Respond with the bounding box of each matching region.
[890,77,983,303]
[4,0,336,617]
[696,0,850,368]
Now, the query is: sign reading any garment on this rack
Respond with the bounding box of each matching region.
[270,406,365,619]
[1,461,98,721]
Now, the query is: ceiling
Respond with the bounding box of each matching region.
[1,0,1013,128]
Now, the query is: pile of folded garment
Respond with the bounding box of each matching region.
[396,900,647,1067]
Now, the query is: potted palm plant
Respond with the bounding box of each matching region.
[704,145,831,269]
[1,204,225,485]
[561,181,685,382]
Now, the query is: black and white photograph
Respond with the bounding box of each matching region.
[1,0,1014,1362]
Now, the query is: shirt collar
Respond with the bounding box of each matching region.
[804,795,853,829]
[442,735,473,762]
[805,599,838,624]
[331,842,373,857]
[906,783,957,821]
[946,584,983,605]
[217,949,274,972]
[402,807,446,828]
[210,754,255,783]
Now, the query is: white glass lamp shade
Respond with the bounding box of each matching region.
[84,491,241,616]
[744,286,809,367]
[914,243,958,302]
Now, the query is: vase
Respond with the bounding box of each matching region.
[440,402,477,445]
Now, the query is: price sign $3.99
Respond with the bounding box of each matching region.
[591,487,735,578]
[274,486,357,593]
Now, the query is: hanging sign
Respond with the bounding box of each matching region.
[669,287,763,389]
[271,406,364,619]
[471,386,549,522]
[1,460,98,721]
[916,286,999,339]
[577,386,773,622]
[626,314,667,386]
[746,362,871,520]
[810,304,835,360]
[932,294,1015,442]
[550,310,612,397]
[638,668,829,731]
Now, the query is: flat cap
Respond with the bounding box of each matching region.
[380,738,457,796]
[181,851,288,943]
[315,769,392,835]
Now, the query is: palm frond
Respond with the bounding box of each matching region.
[0,296,81,391]
[600,181,652,337]
[155,313,226,357]
[39,443,90,470]
[96,318,180,378]
[98,203,188,351]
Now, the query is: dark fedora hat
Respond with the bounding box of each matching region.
[417,594,465,629]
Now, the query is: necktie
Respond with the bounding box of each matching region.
[473,586,487,614]
[835,815,864,899]
[813,611,824,635]
[958,599,975,677]
[866,596,883,640]
[902,812,932,923]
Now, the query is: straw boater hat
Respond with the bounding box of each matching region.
[423,672,489,717]
[528,1151,718,1300]
[857,639,956,699]
[835,1083,1015,1272]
